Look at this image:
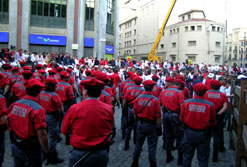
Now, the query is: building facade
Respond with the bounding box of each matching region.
[118,0,225,65]
[226,28,247,67]
[0,0,119,59]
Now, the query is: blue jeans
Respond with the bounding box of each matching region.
[68,149,108,167]
[133,121,158,166]
[183,128,210,167]
[46,114,58,152]
[11,143,42,167]
[0,127,5,167]
[125,107,135,141]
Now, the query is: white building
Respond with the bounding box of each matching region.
[119,0,225,65]
[226,28,247,67]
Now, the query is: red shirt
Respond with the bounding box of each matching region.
[11,81,26,99]
[0,71,11,88]
[152,85,162,98]
[99,90,112,106]
[122,83,135,98]
[111,86,117,96]
[7,95,47,139]
[55,81,75,102]
[39,91,63,113]
[159,86,184,112]
[120,78,133,92]
[133,92,161,121]
[0,94,6,125]
[111,73,121,87]
[204,90,228,111]
[104,86,113,96]
[182,87,190,99]
[205,78,212,90]
[5,74,23,87]
[124,85,143,102]
[180,96,216,130]
[62,98,114,149]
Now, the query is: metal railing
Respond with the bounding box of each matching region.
[30,15,66,28]
[0,12,8,24]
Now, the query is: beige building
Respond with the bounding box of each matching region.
[226,28,247,67]
[118,0,225,65]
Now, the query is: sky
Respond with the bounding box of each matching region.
[120,0,247,34]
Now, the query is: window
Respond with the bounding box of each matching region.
[133,19,136,25]
[106,0,114,35]
[191,26,195,31]
[212,26,216,31]
[85,0,95,31]
[170,55,176,62]
[173,29,176,34]
[215,42,221,48]
[188,41,196,47]
[0,0,9,24]
[217,27,220,32]
[30,0,67,28]
[133,49,136,54]
[170,30,172,35]
[228,54,231,60]
[134,29,136,35]
[187,56,196,62]
[229,47,232,51]
[185,26,188,32]
[197,25,202,31]
[215,56,220,63]
[172,42,176,48]
[160,44,164,49]
[188,14,191,20]
[134,39,136,45]
[177,28,179,33]
[119,43,121,48]
[182,16,185,21]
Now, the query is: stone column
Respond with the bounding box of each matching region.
[77,0,85,58]
[66,0,75,54]
[8,0,18,48]
[21,0,30,50]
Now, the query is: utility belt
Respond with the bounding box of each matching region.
[73,144,109,152]
[137,117,156,125]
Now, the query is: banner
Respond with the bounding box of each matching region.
[0,32,8,43]
[29,34,66,46]
[84,37,94,47]
[105,45,114,55]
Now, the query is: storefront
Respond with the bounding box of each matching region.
[29,34,66,53]
[84,37,94,57]
[105,45,114,60]
[0,32,9,49]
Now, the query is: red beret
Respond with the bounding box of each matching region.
[60,71,70,78]
[165,77,174,83]
[176,75,185,81]
[85,70,92,74]
[66,68,73,73]
[130,74,137,80]
[56,67,63,71]
[19,61,26,65]
[174,79,185,89]
[10,67,19,71]
[95,72,107,81]
[133,76,143,82]
[48,69,56,74]
[38,69,46,74]
[80,78,105,89]
[45,77,58,85]
[36,64,44,68]
[193,83,207,93]
[152,74,160,80]
[211,80,222,87]
[22,70,32,75]
[2,64,12,68]
[76,64,80,66]
[23,65,31,71]
[127,71,134,76]
[142,80,156,86]
[91,71,95,77]
[94,66,98,70]
[1,48,6,51]
[25,79,45,89]
[51,53,55,56]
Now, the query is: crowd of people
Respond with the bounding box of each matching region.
[0,48,247,167]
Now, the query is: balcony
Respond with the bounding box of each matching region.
[0,12,8,24]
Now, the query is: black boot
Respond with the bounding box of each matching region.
[51,151,64,165]
[124,140,129,150]
[177,151,183,166]
[213,152,218,162]
[131,159,139,167]
[122,130,126,140]
[166,150,174,163]
[150,161,157,167]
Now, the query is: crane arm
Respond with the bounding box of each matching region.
[148,0,177,63]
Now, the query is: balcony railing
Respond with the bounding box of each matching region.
[0,12,8,24]
[30,15,66,28]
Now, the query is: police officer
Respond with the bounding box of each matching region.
[39,77,64,164]
[0,91,6,166]
[180,83,216,167]
[5,79,52,167]
[131,80,162,167]
[159,79,185,165]
[204,80,228,162]
[0,64,11,94]
[151,75,162,98]
[123,76,144,150]
[62,78,114,167]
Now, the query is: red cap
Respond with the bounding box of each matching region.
[85,70,92,74]
[22,70,33,75]
[36,64,44,68]
[19,61,26,65]
[2,64,12,68]
[193,83,208,93]
[56,67,63,71]
[25,79,45,89]
[152,74,160,80]
[10,67,19,71]
[133,76,143,82]
[165,77,174,83]
[60,71,70,78]
[23,66,31,71]
[45,77,58,84]
[51,53,55,56]
[38,69,46,74]
[176,75,185,81]
[48,69,56,74]
[80,78,105,89]
[95,72,107,81]
[76,64,80,66]
[211,80,222,87]
[130,74,136,80]
[127,71,134,77]
[94,66,98,70]
[174,79,185,89]
[142,80,156,86]
[66,68,73,73]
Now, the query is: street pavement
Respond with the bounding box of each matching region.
[2,106,236,167]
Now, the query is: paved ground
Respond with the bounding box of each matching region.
[2,106,236,167]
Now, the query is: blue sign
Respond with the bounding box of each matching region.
[29,34,66,46]
[105,45,114,55]
[84,37,94,47]
[0,32,8,43]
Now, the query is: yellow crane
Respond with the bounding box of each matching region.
[148,0,177,63]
